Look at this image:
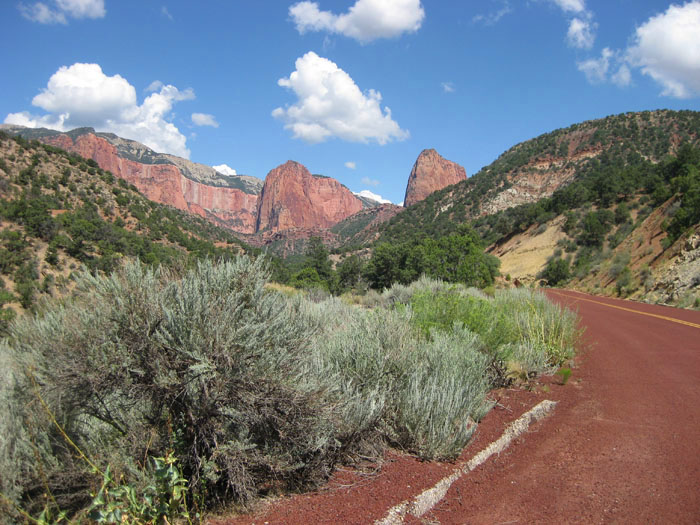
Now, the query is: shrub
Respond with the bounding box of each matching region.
[1,257,341,514]
[540,257,570,286]
[306,299,492,460]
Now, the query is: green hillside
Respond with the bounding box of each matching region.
[375,110,700,246]
[0,131,253,328]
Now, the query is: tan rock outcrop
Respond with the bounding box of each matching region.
[403,149,466,207]
[256,161,364,233]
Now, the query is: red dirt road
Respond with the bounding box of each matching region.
[215,290,700,524]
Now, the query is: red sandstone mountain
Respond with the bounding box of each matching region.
[403,149,467,207]
[14,128,262,234]
[256,161,365,232]
[1,126,376,240]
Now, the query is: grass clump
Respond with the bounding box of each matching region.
[408,285,580,381]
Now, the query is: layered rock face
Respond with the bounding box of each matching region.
[41,133,260,233]
[256,161,365,232]
[404,149,466,207]
[12,126,376,238]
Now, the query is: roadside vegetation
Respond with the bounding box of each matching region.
[1,256,580,522]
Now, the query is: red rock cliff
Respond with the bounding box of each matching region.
[403,149,466,207]
[256,161,364,233]
[42,133,258,233]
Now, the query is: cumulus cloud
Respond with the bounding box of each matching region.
[544,0,596,49]
[289,0,424,43]
[345,161,356,169]
[567,17,595,49]
[627,1,700,98]
[213,164,237,176]
[441,82,455,93]
[354,189,392,204]
[4,63,195,158]
[272,51,408,145]
[361,176,380,186]
[19,0,105,24]
[191,113,219,127]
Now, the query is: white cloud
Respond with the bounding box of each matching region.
[19,3,66,23]
[549,0,586,14]
[577,47,613,84]
[57,0,104,18]
[289,0,424,43]
[361,176,379,186]
[19,0,104,24]
[545,0,595,49]
[567,17,595,49]
[627,1,700,98]
[145,80,164,93]
[273,51,409,145]
[441,82,455,93]
[4,63,195,158]
[213,164,237,176]
[354,189,392,204]
[191,113,219,127]
[473,1,512,26]
[345,161,356,169]
[611,64,631,88]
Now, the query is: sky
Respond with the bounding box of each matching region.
[2,0,700,205]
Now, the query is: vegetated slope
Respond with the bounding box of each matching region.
[0,125,381,245]
[482,141,700,308]
[375,110,700,246]
[0,131,253,327]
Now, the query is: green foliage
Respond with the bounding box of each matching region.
[408,286,580,377]
[614,202,631,224]
[664,144,700,243]
[87,455,190,524]
[305,236,333,282]
[335,254,363,293]
[289,266,325,289]
[556,367,572,385]
[364,227,499,290]
[577,210,613,247]
[540,257,570,286]
[615,266,633,296]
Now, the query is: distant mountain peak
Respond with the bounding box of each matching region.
[403,149,466,207]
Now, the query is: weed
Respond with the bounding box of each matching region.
[556,367,572,385]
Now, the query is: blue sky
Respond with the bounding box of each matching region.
[2,0,700,204]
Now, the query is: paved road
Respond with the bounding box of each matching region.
[419,290,700,524]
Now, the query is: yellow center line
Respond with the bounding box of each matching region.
[548,290,700,330]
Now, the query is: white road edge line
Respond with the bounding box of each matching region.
[375,399,558,525]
